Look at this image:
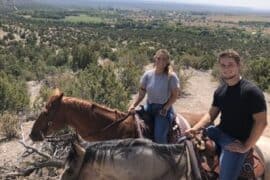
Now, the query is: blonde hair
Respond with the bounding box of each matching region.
[154,49,173,75]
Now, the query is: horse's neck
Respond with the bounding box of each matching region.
[62,98,135,140]
[92,106,123,121]
[63,97,119,122]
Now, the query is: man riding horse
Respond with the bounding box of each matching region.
[185,49,267,180]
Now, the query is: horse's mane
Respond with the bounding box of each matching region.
[66,143,80,165]
[62,96,127,118]
[83,138,186,172]
[46,89,127,119]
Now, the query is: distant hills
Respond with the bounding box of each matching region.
[0,0,269,14]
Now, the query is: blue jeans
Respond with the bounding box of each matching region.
[144,103,174,144]
[205,125,248,180]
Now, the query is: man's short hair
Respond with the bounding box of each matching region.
[218,49,241,64]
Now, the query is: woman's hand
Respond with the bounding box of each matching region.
[160,106,168,117]
[128,105,136,114]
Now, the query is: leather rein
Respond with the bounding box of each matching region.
[85,112,132,137]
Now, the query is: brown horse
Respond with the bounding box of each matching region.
[30,88,203,142]
[29,89,145,142]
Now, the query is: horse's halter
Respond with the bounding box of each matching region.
[43,102,61,136]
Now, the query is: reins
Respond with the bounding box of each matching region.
[85,112,132,137]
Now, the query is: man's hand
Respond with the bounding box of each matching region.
[225,140,250,153]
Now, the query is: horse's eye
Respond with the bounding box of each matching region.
[66,168,74,174]
[43,111,48,116]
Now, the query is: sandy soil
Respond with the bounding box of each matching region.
[0,29,7,39]
[174,69,218,113]
[26,81,42,108]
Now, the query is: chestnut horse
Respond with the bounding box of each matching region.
[30,88,202,142]
[30,89,142,141]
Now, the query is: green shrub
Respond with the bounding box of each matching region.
[71,44,98,70]
[176,53,215,70]
[0,72,29,113]
[246,58,270,91]
[39,64,130,111]
[116,59,143,94]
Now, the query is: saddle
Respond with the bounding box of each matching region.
[135,105,181,142]
[195,136,265,179]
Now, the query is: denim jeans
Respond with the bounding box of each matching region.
[205,125,249,180]
[144,103,174,144]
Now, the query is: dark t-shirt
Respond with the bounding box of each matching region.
[212,79,267,142]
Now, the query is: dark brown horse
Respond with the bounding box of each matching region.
[30,88,204,142]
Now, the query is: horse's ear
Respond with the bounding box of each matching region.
[73,142,85,157]
[59,92,64,100]
[53,88,64,98]
[75,133,85,144]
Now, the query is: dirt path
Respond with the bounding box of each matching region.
[174,69,218,113]
[26,81,42,108]
[0,81,42,169]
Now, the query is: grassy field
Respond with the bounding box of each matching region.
[64,14,105,23]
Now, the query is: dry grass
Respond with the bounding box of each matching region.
[178,68,193,93]
[0,112,20,139]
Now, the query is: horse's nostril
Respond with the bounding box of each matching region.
[29,132,35,139]
[29,131,43,141]
[29,132,37,140]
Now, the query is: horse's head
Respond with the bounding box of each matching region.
[60,142,85,180]
[30,89,64,141]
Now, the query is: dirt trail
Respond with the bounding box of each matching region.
[174,69,218,113]
[26,81,42,108]
[0,81,42,168]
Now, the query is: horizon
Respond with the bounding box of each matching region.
[152,0,270,10]
[10,0,270,13]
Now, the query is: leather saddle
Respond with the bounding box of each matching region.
[135,105,181,143]
[195,136,265,179]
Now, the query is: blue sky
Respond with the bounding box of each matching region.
[154,0,270,10]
